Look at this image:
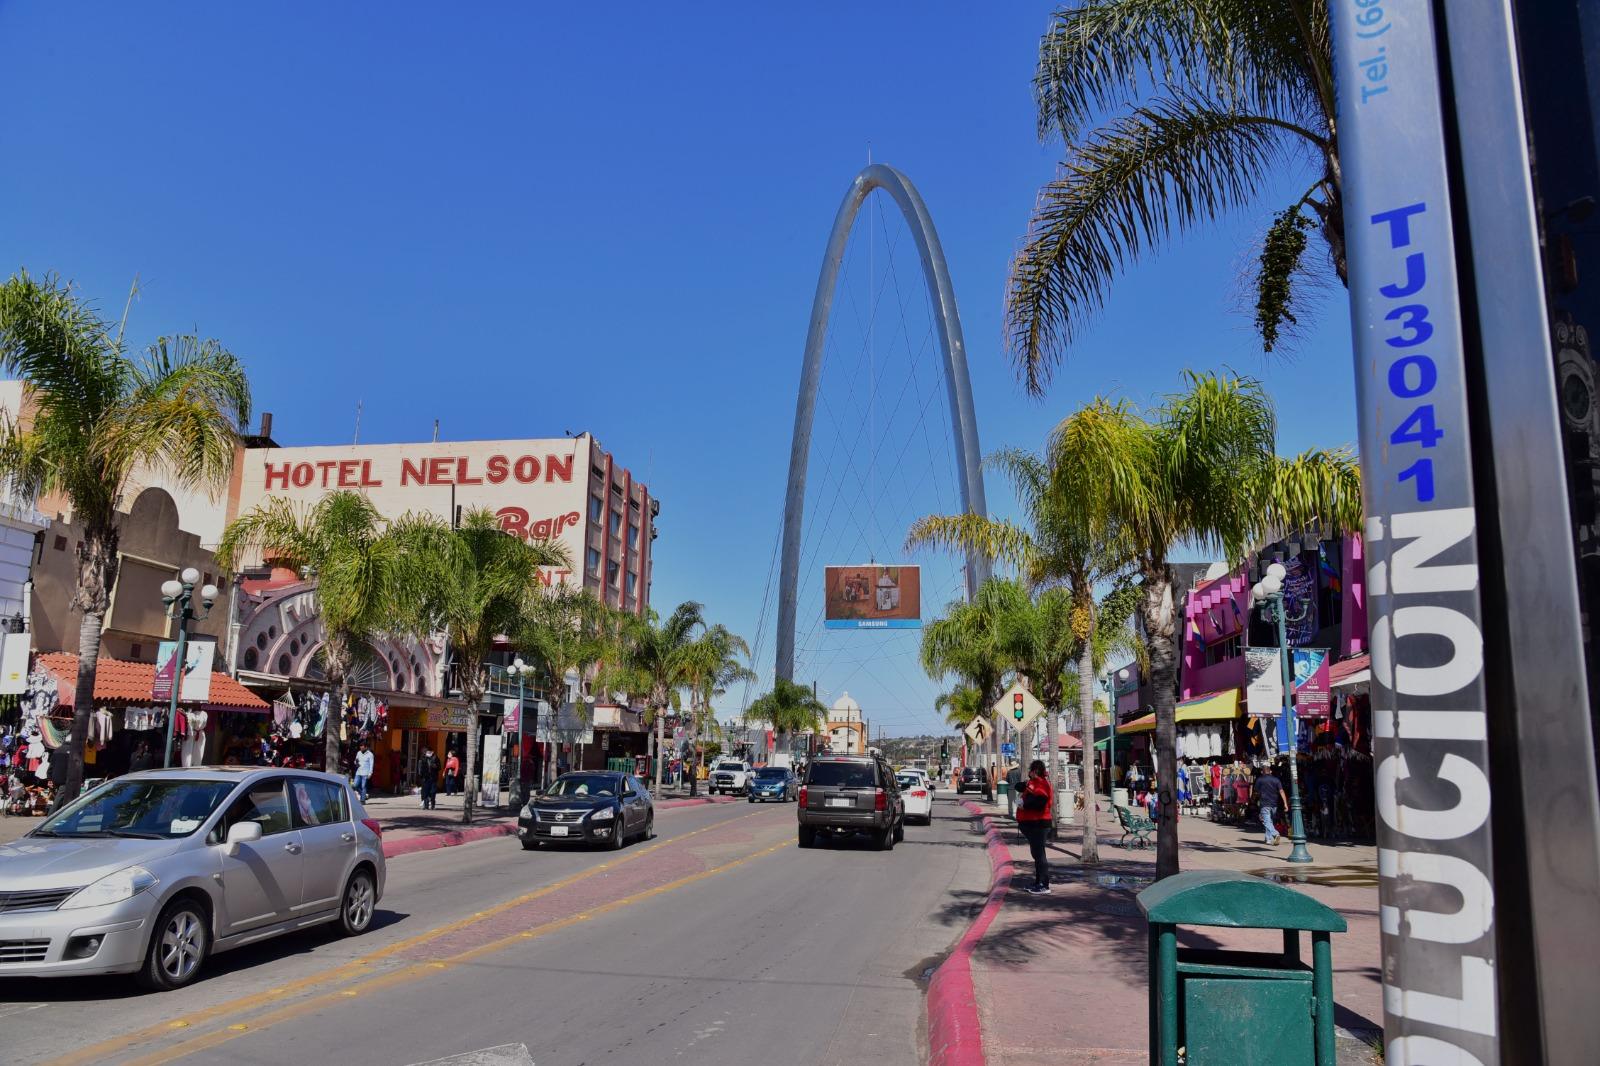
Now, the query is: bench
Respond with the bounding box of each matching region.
[1115,804,1156,849]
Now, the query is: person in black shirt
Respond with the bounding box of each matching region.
[1255,766,1285,845]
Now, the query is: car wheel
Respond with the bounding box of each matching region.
[798,825,816,849]
[644,813,655,840]
[611,816,627,850]
[875,827,894,851]
[339,869,377,936]
[894,820,905,843]
[138,897,210,991]
[521,838,540,850]
[747,795,755,803]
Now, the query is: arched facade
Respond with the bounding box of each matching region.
[775,164,990,682]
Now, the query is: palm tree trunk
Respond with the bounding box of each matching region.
[654,707,665,791]
[462,697,480,824]
[322,638,348,776]
[685,698,699,797]
[56,611,106,809]
[1141,564,1180,879]
[1078,641,1099,865]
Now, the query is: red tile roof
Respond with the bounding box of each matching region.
[1329,653,1370,683]
[37,652,270,710]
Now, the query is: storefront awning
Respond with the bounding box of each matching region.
[1330,653,1371,690]
[39,652,270,712]
[1175,689,1241,722]
[1119,713,1157,734]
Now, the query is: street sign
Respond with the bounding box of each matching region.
[1000,742,1016,757]
[992,683,1043,732]
[963,715,991,744]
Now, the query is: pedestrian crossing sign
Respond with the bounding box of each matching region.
[964,715,992,744]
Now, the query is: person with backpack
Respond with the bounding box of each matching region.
[1015,759,1055,895]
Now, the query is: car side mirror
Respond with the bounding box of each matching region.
[223,821,262,856]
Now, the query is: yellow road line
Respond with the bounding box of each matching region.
[46,808,768,1066]
[117,836,794,1066]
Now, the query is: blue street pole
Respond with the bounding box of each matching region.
[159,569,218,769]
[1253,562,1312,864]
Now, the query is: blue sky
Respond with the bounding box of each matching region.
[0,3,1357,736]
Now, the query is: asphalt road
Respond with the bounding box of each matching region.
[3,792,992,1066]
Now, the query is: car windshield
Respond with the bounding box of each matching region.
[808,761,876,788]
[719,763,748,772]
[896,774,921,788]
[35,778,236,839]
[754,768,787,780]
[546,774,617,797]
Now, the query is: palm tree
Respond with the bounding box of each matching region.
[919,582,1023,790]
[935,684,985,730]
[910,448,1133,860]
[1010,0,1341,389]
[396,508,571,823]
[0,270,251,802]
[519,587,614,789]
[615,602,704,790]
[680,623,754,795]
[218,491,419,775]
[745,678,827,761]
[1053,371,1361,876]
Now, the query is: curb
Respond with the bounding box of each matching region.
[382,822,516,859]
[926,800,1012,1066]
[380,794,738,858]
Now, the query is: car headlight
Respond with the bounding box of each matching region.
[60,866,159,910]
[589,807,615,822]
[521,804,534,819]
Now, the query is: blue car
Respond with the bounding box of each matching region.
[747,766,797,803]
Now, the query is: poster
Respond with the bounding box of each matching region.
[503,699,521,732]
[823,565,921,629]
[153,640,215,703]
[0,631,28,694]
[1244,648,1283,717]
[1282,553,1319,646]
[480,734,502,806]
[1290,648,1331,716]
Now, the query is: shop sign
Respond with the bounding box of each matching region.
[388,707,428,730]
[1291,649,1331,716]
[1244,648,1283,716]
[1332,0,1498,1059]
[153,640,215,703]
[504,699,521,732]
[387,705,473,732]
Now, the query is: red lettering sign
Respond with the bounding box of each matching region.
[401,459,427,486]
[360,459,382,486]
[544,453,573,483]
[425,457,452,485]
[456,456,483,486]
[291,463,314,488]
[264,462,290,490]
[495,507,580,544]
[513,455,539,483]
[486,455,509,484]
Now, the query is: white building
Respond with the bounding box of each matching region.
[827,692,869,755]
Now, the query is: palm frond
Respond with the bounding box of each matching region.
[1007,95,1299,393]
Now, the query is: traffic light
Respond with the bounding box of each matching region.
[940,739,949,758]
[1013,692,1025,722]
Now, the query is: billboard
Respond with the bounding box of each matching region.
[236,437,590,588]
[823,565,921,629]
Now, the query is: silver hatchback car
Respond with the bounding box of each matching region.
[0,766,386,990]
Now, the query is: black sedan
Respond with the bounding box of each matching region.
[518,771,654,850]
[747,766,798,802]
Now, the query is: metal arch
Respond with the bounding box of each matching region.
[776,163,990,683]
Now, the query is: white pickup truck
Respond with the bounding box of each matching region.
[708,760,752,795]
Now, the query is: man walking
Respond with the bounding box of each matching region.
[353,741,374,804]
[1005,763,1023,818]
[1255,764,1285,845]
[418,747,440,810]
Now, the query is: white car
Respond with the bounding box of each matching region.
[708,761,752,795]
[895,770,933,825]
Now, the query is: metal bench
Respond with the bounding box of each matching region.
[1115,804,1156,849]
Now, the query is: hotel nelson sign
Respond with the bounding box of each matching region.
[239,440,587,587]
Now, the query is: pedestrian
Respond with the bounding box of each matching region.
[1015,760,1055,895]
[353,741,374,804]
[444,750,460,796]
[1004,762,1023,818]
[1255,764,1285,845]
[128,741,155,774]
[418,748,440,810]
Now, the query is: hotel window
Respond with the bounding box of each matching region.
[607,560,620,586]
[629,523,640,549]
[608,510,622,537]
[626,572,637,596]
[586,548,601,574]
[589,496,604,523]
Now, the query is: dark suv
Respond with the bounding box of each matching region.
[956,767,989,795]
[797,754,904,850]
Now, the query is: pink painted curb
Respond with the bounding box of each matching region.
[380,794,738,858]
[382,822,515,858]
[926,800,1012,1066]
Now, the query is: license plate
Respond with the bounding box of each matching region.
[827,797,853,808]
[550,825,569,837]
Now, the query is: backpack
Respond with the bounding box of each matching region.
[1019,782,1048,812]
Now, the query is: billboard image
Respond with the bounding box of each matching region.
[824,565,921,629]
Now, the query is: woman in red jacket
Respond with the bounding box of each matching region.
[1016,760,1055,895]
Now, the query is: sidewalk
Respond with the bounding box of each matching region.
[956,798,1383,1066]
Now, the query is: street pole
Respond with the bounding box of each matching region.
[159,569,218,769]
[1252,562,1312,864]
[507,658,527,810]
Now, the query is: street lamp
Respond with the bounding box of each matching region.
[160,567,218,769]
[1251,561,1313,864]
[1101,667,1130,801]
[506,657,530,809]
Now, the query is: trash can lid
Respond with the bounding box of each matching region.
[1137,870,1348,932]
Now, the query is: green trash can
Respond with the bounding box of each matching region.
[1137,870,1347,1066]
